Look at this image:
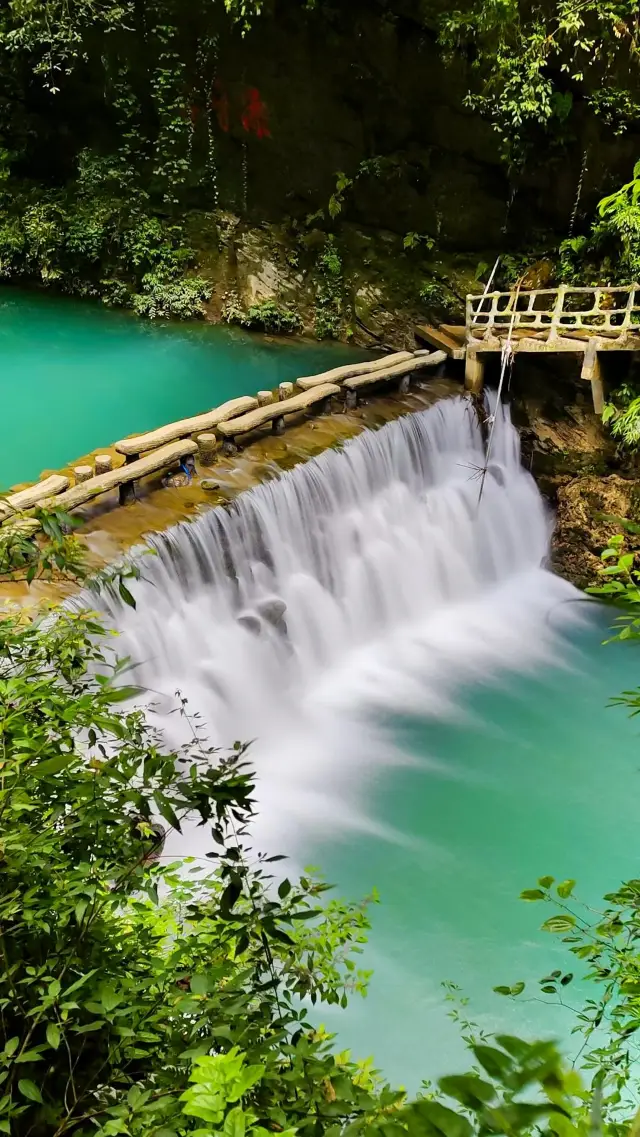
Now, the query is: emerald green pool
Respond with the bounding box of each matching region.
[316,620,639,1088]
[0,288,368,488]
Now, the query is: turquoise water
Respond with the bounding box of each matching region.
[0,288,368,488]
[312,618,640,1087]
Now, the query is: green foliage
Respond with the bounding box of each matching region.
[439,0,640,166]
[0,508,86,585]
[419,279,448,309]
[132,273,212,320]
[404,233,436,253]
[0,153,209,316]
[0,590,609,1137]
[314,237,347,339]
[0,607,396,1137]
[586,529,640,640]
[601,381,640,449]
[238,300,303,335]
[328,172,354,221]
[597,162,640,280]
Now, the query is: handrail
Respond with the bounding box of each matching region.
[466,284,640,339]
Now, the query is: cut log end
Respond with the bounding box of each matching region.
[95,454,113,475]
[73,465,93,484]
[279,382,294,401]
[257,390,274,407]
[197,433,219,466]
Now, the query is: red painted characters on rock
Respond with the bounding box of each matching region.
[240,87,271,139]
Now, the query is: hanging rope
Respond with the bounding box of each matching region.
[477,278,520,506]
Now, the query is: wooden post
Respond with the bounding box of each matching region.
[257,390,274,406]
[197,433,218,465]
[398,374,411,394]
[279,382,294,401]
[119,482,136,506]
[73,465,93,484]
[222,439,238,456]
[464,349,485,395]
[319,396,332,415]
[95,454,112,475]
[272,415,286,434]
[581,339,604,415]
[345,389,357,410]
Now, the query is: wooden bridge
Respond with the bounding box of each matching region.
[417,284,640,413]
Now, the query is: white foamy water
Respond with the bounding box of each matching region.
[83,396,582,856]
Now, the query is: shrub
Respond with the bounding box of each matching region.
[241,299,302,334]
[132,272,212,319]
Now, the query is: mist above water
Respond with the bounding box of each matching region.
[89,395,582,856]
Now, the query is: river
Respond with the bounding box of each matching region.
[0,287,369,487]
[76,388,640,1088]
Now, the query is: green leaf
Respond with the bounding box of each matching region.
[408,1099,473,1137]
[493,986,512,996]
[224,1106,246,1137]
[439,1074,495,1109]
[63,970,97,997]
[15,1049,44,1063]
[556,879,576,899]
[46,1023,60,1050]
[472,1044,513,1080]
[541,915,576,933]
[156,796,181,833]
[190,974,209,996]
[18,1079,43,1103]
[105,684,141,704]
[538,876,555,889]
[118,578,137,608]
[32,754,75,777]
[520,889,546,901]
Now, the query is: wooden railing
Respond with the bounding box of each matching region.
[466,284,640,340]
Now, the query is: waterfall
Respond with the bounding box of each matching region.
[85,395,581,856]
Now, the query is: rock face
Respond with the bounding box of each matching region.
[553,474,640,589]
[508,355,640,587]
[208,1,606,249]
[190,210,477,346]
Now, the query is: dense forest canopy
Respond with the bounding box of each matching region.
[0,0,639,315]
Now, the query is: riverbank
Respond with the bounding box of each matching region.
[512,356,640,588]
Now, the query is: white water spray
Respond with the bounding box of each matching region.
[87,396,581,856]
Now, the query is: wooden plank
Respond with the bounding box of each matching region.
[343,353,446,391]
[415,324,466,360]
[217,384,341,438]
[114,396,259,456]
[0,474,70,521]
[40,439,197,513]
[296,352,413,391]
[439,325,467,345]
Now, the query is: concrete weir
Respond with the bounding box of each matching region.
[0,347,446,539]
[0,350,455,613]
